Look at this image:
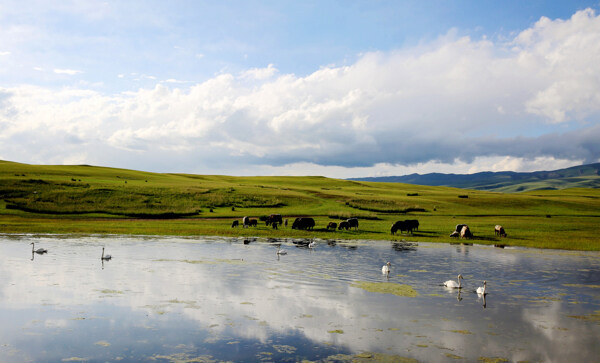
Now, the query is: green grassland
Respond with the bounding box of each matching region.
[1,160,599,250]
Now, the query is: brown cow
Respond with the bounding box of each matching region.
[494,225,507,237]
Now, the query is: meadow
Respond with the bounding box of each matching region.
[1,160,599,250]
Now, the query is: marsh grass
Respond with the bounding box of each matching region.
[1,160,599,250]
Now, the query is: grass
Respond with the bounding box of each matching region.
[1,160,599,250]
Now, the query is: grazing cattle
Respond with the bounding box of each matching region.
[391,220,414,235]
[338,221,350,230]
[406,219,419,231]
[266,214,283,226]
[243,216,250,228]
[292,217,315,230]
[347,218,359,230]
[327,222,338,230]
[231,220,239,228]
[494,225,507,237]
[248,219,258,227]
[449,231,460,238]
[460,225,472,239]
[284,219,288,227]
[391,221,401,235]
[455,224,467,233]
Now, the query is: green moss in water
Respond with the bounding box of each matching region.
[568,310,600,323]
[477,358,509,363]
[447,329,472,334]
[351,281,418,297]
[321,352,419,362]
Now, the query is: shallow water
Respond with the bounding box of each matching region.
[0,234,599,362]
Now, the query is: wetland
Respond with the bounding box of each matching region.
[0,234,599,362]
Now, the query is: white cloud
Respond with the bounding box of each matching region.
[53,68,83,75]
[0,51,10,56]
[1,9,600,176]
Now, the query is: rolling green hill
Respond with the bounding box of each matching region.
[349,163,600,192]
[1,160,599,250]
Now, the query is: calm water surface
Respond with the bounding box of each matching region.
[0,234,599,362]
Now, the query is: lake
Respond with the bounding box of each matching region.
[0,234,599,362]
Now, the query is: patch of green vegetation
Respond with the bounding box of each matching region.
[321,352,419,362]
[327,329,344,334]
[563,284,600,289]
[94,341,110,347]
[272,345,296,354]
[477,358,509,363]
[568,310,600,323]
[1,160,599,250]
[447,330,472,334]
[351,281,419,297]
[150,353,217,362]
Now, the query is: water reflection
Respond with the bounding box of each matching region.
[0,234,599,362]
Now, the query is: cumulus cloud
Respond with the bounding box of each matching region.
[1,9,600,175]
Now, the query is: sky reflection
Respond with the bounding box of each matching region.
[0,234,599,362]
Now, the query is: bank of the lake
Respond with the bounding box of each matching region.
[1,160,599,251]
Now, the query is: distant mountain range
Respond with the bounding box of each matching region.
[348,163,600,192]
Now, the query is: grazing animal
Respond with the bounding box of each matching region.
[266,214,283,226]
[326,222,338,230]
[30,242,47,254]
[444,274,463,289]
[284,219,288,227]
[292,217,315,230]
[101,247,112,260]
[476,281,487,295]
[248,219,258,227]
[338,221,350,231]
[460,225,472,239]
[406,219,419,231]
[449,231,460,237]
[347,218,359,230]
[494,225,506,237]
[382,262,391,274]
[231,220,239,228]
[391,220,413,235]
[242,216,250,228]
[455,224,467,233]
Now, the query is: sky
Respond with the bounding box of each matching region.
[1,0,600,178]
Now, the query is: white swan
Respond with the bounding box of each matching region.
[382,262,391,274]
[101,247,112,260]
[444,274,463,289]
[276,245,287,255]
[476,281,487,295]
[30,242,47,254]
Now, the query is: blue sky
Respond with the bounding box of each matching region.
[1,0,600,177]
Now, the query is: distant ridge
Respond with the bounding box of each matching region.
[348,163,600,192]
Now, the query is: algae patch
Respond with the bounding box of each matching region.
[568,310,600,323]
[320,352,418,362]
[351,281,418,297]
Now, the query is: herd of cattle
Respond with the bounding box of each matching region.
[231,214,507,239]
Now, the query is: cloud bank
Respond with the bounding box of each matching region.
[1,9,599,176]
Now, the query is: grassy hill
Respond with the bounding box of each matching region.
[1,160,599,251]
[349,163,600,192]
